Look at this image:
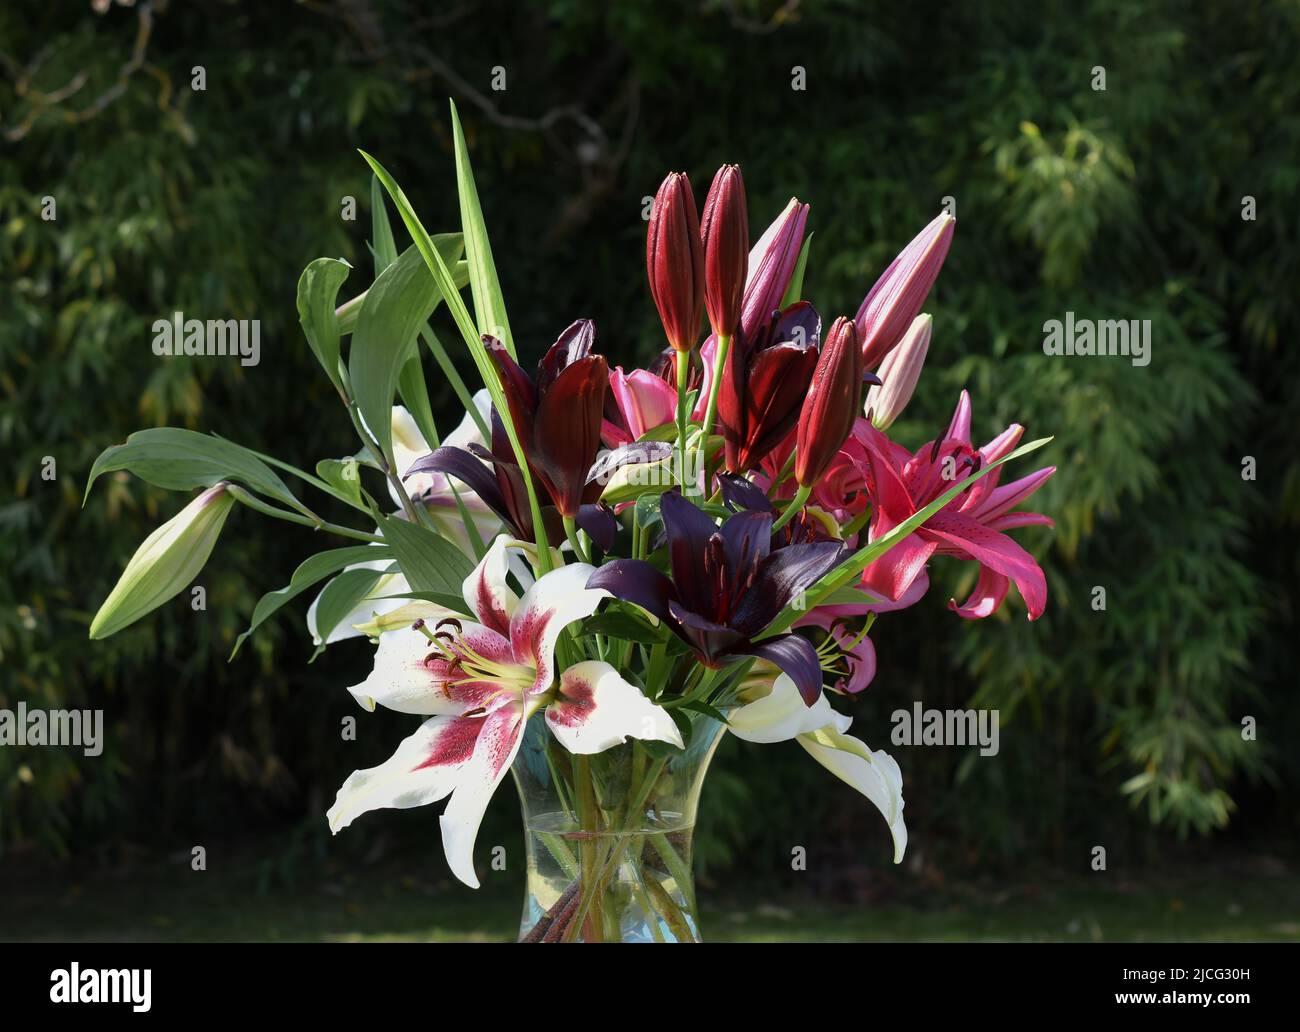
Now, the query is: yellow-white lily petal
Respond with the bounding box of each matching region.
[546,661,683,755]
[798,727,908,863]
[728,673,851,744]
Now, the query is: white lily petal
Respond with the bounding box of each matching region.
[306,561,410,646]
[389,405,436,503]
[509,563,608,693]
[444,389,493,450]
[346,623,466,715]
[463,535,521,635]
[797,728,908,863]
[327,713,479,833]
[546,661,684,754]
[439,700,527,889]
[728,673,852,744]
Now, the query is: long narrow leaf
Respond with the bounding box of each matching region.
[450,99,515,357]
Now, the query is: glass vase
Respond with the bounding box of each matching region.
[511,710,724,943]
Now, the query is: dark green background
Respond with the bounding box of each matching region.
[2,0,1296,915]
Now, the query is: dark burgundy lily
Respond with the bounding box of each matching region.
[487,319,607,519]
[717,301,822,473]
[700,164,749,340]
[587,490,844,704]
[795,316,865,488]
[647,172,705,353]
[408,319,666,553]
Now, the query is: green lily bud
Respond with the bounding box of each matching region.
[89,483,235,639]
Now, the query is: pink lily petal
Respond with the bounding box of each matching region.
[508,562,608,694]
[986,511,1055,531]
[970,466,1056,522]
[327,712,482,833]
[924,510,1047,619]
[439,700,527,888]
[861,531,937,604]
[945,389,972,446]
[545,660,682,754]
[948,566,1010,620]
[609,367,677,441]
[463,535,518,636]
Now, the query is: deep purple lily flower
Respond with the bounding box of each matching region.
[587,490,844,705]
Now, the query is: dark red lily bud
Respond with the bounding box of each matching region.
[795,317,862,487]
[646,172,704,353]
[700,164,748,340]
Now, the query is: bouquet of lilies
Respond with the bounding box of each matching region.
[88,101,1052,942]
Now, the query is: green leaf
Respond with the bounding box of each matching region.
[231,544,391,658]
[370,174,399,274]
[312,566,392,646]
[581,602,670,645]
[315,457,364,510]
[397,351,441,450]
[296,257,352,391]
[378,514,474,595]
[350,239,463,463]
[86,428,316,519]
[370,589,472,617]
[780,232,813,308]
[450,99,514,357]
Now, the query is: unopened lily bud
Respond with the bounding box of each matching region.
[646,172,705,353]
[855,211,954,369]
[795,317,862,487]
[700,164,749,339]
[89,483,235,639]
[865,314,931,429]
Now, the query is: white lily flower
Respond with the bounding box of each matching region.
[328,536,682,888]
[729,674,907,863]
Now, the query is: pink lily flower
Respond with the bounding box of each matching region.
[857,390,1055,620]
[600,365,679,447]
[327,537,682,888]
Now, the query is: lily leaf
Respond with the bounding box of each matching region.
[316,457,365,509]
[231,544,391,658]
[350,239,463,463]
[312,566,393,648]
[86,428,317,520]
[296,257,352,391]
[377,513,473,595]
[370,173,399,274]
[450,99,514,357]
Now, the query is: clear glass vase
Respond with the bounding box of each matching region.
[511,710,724,943]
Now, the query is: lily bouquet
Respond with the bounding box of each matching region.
[88,101,1053,943]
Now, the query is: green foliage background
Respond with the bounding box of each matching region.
[2,0,1296,883]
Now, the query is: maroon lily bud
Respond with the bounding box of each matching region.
[700,164,749,340]
[646,172,704,353]
[795,317,862,488]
